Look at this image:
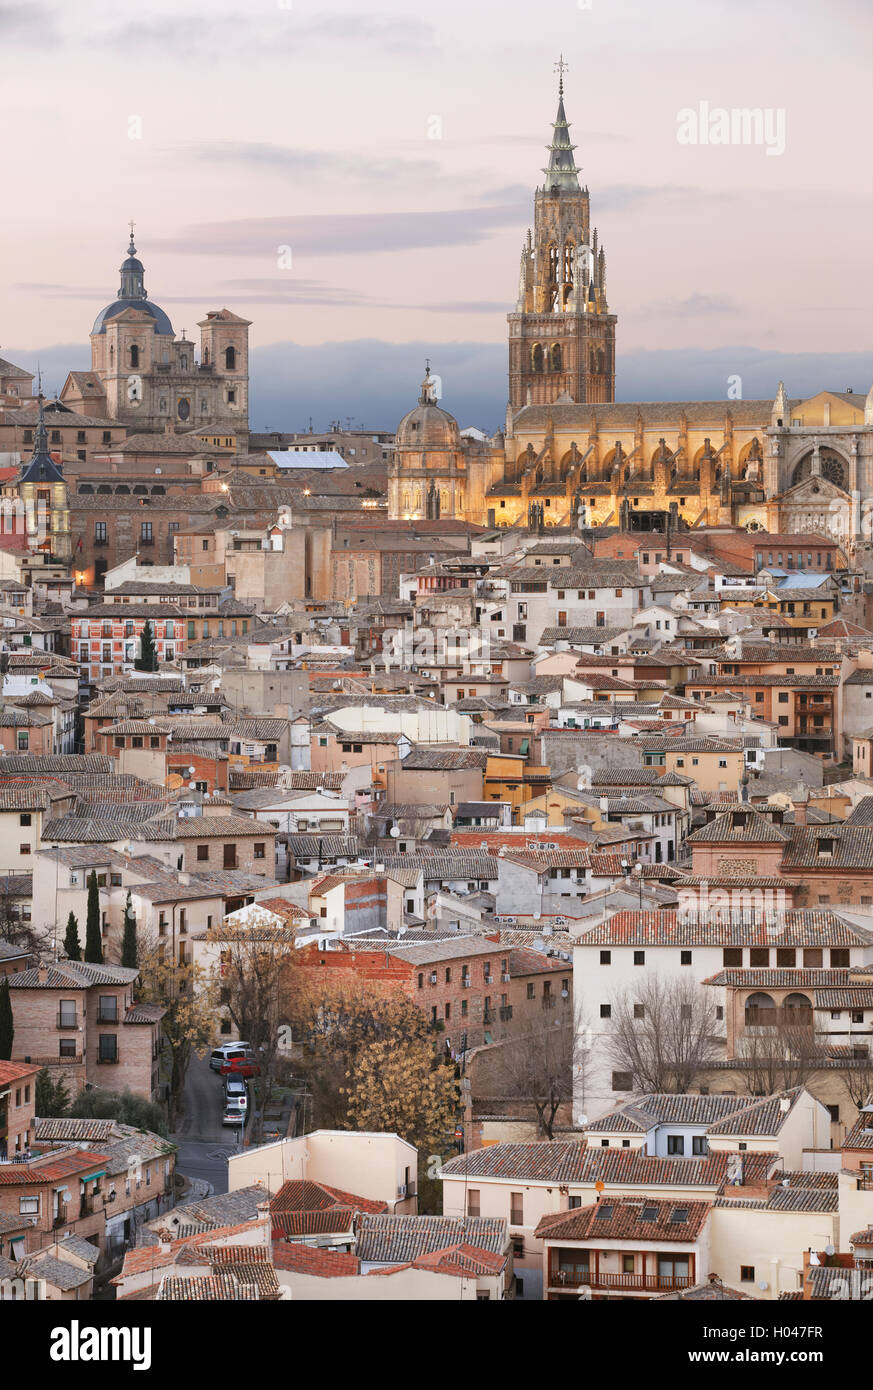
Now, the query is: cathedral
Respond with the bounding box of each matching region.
[389,75,873,560]
[60,230,251,440]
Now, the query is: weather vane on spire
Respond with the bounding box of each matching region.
[554,53,568,94]
[128,218,136,245]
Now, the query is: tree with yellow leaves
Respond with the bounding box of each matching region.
[137,937,219,1127]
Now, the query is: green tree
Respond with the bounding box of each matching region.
[68,1086,170,1138]
[35,1067,70,1118]
[135,620,158,672]
[63,911,81,961]
[0,977,13,1060]
[121,892,138,969]
[83,871,103,964]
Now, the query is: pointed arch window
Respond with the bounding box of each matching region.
[531,344,545,373]
[550,344,562,372]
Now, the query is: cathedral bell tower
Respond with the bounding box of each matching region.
[507,63,617,410]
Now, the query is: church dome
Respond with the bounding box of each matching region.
[395,367,460,450]
[91,231,174,337]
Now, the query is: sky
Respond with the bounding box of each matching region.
[2,0,871,432]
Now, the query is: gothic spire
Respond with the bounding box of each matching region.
[542,62,581,192]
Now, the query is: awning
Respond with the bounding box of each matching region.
[82,1170,106,1184]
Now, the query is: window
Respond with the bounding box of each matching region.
[723,948,743,967]
[692,1137,706,1156]
[600,1003,611,1018]
[526,983,535,999]
[467,1189,480,1218]
[196,845,209,861]
[831,949,849,967]
[776,948,796,967]
[750,948,769,967]
[612,1071,633,1091]
[634,1004,645,1019]
[510,1193,524,1226]
[740,1266,755,1283]
[667,1135,685,1155]
[600,950,611,965]
[634,950,645,966]
[680,950,692,966]
[98,1034,118,1063]
[20,1196,40,1215]
[254,843,266,860]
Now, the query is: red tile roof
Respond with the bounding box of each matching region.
[0,1149,110,1185]
[270,1242,359,1278]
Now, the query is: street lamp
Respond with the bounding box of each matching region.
[632,861,644,912]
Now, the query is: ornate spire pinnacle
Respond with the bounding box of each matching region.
[118,226,147,303]
[34,387,48,456]
[542,60,580,192]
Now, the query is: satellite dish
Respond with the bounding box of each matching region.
[533,936,545,953]
[757,1279,769,1291]
[824,1243,835,1257]
[389,826,401,838]
[578,1114,588,1126]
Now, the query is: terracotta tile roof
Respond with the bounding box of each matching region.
[271,1242,359,1278]
[686,807,789,844]
[577,910,873,947]
[440,1143,772,1191]
[355,1214,507,1263]
[413,1242,507,1277]
[157,1273,260,1300]
[782,825,873,870]
[0,1059,39,1085]
[270,1179,386,1216]
[0,1149,110,1185]
[703,968,852,988]
[535,1197,711,1243]
[842,1096,873,1151]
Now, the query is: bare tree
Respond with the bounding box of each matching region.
[492,1017,574,1139]
[735,1017,827,1096]
[605,974,721,1095]
[834,1053,873,1113]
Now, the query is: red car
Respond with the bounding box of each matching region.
[220,1056,261,1079]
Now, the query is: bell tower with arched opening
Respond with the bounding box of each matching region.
[508,63,617,410]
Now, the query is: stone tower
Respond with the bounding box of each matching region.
[17,394,71,563]
[507,72,616,410]
[87,230,250,437]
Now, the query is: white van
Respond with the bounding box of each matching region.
[209,1042,252,1072]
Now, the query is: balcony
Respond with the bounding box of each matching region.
[96,1006,119,1023]
[499,1005,513,1022]
[550,1268,694,1293]
[96,1052,119,1065]
[139,536,155,547]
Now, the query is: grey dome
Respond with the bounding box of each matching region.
[91,232,174,337]
[92,298,174,336]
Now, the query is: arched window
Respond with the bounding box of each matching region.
[129,345,139,369]
[225,346,236,370]
[115,485,130,495]
[96,484,112,495]
[109,345,115,367]
[744,991,776,1026]
[180,354,188,371]
[159,397,168,414]
[151,485,165,496]
[563,241,575,284]
[133,485,148,495]
[531,344,544,373]
[783,992,813,1017]
[550,344,562,372]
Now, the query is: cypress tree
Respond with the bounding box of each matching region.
[121,891,138,970]
[0,978,13,1060]
[136,619,158,672]
[84,871,103,964]
[63,911,81,961]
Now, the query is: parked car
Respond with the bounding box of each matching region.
[224,1077,247,1102]
[220,1055,261,1079]
[210,1042,252,1072]
[221,1098,247,1127]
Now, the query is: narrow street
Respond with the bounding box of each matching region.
[170,1051,246,1196]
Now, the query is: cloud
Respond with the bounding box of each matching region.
[153,204,528,259]
[105,11,433,57]
[640,293,740,318]
[0,2,58,42]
